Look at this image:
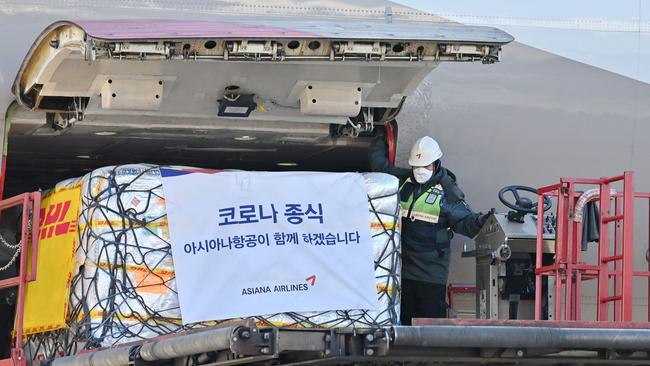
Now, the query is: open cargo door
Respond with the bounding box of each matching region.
[5,18,512,194]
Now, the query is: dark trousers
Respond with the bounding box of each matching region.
[400,278,447,325]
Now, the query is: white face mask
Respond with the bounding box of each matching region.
[413,167,433,184]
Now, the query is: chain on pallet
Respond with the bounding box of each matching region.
[0,215,32,273]
[23,164,401,353]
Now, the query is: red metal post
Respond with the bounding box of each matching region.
[597,180,611,321]
[535,192,546,320]
[555,184,566,267]
[28,191,41,282]
[574,219,583,321]
[555,184,567,320]
[614,196,622,321]
[621,172,634,321]
[556,183,577,320]
[12,194,32,366]
[0,192,40,366]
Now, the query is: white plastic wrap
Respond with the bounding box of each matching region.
[71,165,179,345]
[67,165,401,346]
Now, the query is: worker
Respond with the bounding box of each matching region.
[369,128,492,324]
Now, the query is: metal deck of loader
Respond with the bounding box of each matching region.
[39,319,650,366]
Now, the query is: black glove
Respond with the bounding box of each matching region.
[479,208,496,226]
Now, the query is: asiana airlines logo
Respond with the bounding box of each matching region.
[39,200,77,239]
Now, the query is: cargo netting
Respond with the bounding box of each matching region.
[23,164,401,356]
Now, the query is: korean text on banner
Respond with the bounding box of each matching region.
[161,170,379,324]
[22,183,81,335]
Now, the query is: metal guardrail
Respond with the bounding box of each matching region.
[536,172,650,322]
[0,192,41,366]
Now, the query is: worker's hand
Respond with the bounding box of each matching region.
[479,208,496,226]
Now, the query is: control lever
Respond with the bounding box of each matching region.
[462,243,512,264]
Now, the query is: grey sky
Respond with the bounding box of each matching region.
[396,0,650,83]
[399,0,645,19]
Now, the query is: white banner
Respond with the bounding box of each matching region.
[161,169,379,324]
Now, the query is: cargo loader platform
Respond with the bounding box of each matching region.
[40,319,650,366]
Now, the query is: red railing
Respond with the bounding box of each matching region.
[535,172,650,322]
[447,284,476,312]
[0,192,41,366]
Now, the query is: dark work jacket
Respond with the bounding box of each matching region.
[369,139,483,284]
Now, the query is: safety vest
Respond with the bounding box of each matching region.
[400,179,443,224]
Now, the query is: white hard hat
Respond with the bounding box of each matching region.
[408,136,443,166]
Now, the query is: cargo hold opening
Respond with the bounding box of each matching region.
[2,102,377,198]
